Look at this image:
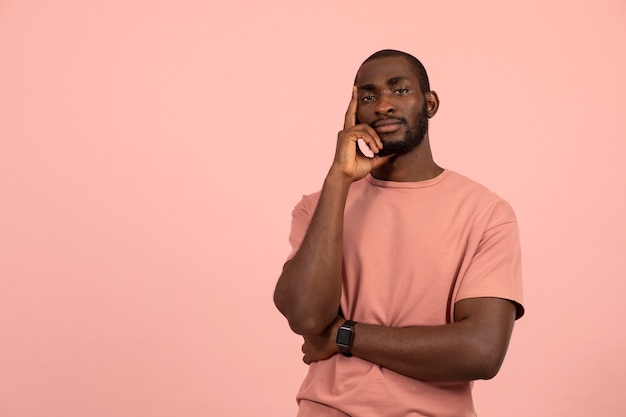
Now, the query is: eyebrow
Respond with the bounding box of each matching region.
[357,76,411,91]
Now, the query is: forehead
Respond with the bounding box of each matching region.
[355,56,417,87]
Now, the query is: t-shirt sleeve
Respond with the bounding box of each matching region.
[285,194,316,264]
[455,201,525,319]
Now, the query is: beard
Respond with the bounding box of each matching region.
[373,100,429,157]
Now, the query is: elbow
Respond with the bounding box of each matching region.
[281,300,335,335]
[273,292,332,336]
[281,308,332,335]
[287,315,331,336]
[474,360,503,381]
[468,344,508,380]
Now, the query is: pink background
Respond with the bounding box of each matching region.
[1,1,625,416]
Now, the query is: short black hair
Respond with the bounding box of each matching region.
[361,49,431,93]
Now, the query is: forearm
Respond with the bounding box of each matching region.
[274,171,353,335]
[351,322,500,381]
[312,298,516,381]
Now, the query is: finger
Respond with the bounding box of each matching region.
[370,153,396,168]
[357,138,374,158]
[343,86,358,129]
[360,124,384,149]
[349,126,382,157]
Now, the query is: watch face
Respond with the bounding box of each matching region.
[337,327,352,346]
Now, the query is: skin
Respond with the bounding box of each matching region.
[273,56,517,381]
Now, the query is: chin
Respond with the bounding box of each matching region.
[380,135,404,148]
[380,136,424,157]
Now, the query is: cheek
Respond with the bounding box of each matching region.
[356,108,369,124]
[410,101,426,120]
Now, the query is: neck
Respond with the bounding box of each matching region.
[371,135,443,182]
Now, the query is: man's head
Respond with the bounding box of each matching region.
[361,49,431,94]
[354,50,439,156]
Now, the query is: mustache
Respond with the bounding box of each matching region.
[368,117,407,129]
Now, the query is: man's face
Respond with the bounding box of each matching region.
[355,56,429,156]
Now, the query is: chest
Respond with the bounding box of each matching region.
[340,191,480,325]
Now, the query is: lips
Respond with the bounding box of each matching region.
[373,118,404,134]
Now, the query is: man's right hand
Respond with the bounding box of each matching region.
[329,86,394,182]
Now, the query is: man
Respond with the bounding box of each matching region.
[274,49,524,417]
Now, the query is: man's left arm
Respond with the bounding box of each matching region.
[302,296,517,381]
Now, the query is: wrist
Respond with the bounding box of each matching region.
[326,167,357,187]
[322,172,353,202]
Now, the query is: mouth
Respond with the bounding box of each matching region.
[373,118,404,134]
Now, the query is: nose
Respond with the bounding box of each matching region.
[375,91,395,115]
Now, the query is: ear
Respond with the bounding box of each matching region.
[425,91,440,118]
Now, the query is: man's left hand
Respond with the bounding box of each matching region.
[301,316,343,364]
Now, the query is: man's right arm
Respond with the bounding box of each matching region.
[273,86,391,336]
[273,172,352,336]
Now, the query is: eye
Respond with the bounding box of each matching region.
[395,87,409,95]
[361,95,375,102]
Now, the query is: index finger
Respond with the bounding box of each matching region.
[343,86,358,129]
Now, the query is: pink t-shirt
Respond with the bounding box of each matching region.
[286,170,524,417]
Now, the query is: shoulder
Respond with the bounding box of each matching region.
[294,190,321,212]
[444,171,517,225]
[294,177,370,213]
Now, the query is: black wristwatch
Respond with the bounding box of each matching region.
[336,320,357,357]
